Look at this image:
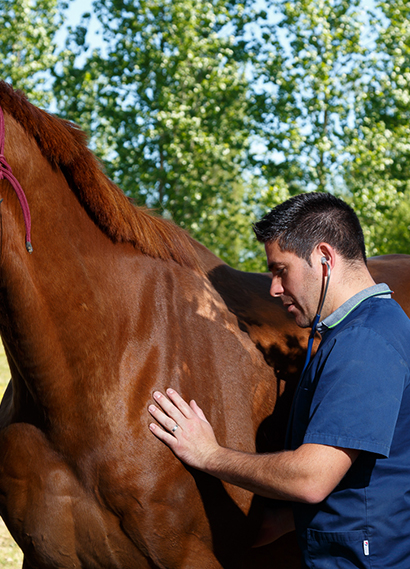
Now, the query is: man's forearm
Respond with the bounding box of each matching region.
[148,389,359,504]
[203,444,327,503]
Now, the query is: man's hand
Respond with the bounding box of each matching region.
[148,389,220,470]
[148,390,359,503]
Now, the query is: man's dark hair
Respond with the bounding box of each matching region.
[253,192,366,264]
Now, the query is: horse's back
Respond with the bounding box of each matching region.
[368,254,410,316]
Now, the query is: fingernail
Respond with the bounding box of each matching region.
[153,391,161,400]
[167,388,174,395]
[148,405,156,413]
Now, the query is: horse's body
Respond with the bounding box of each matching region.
[0,82,408,569]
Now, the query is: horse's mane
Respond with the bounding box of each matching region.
[0,81,202,272]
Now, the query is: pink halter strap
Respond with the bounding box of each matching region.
[0,104,33,253]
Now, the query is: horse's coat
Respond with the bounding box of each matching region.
[0,82,408,569]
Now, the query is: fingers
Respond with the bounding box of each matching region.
[148,402,180,436]
[148,389,219,470]
[148,420,176,446]
[148,390,209,439]
[190,399,209,423]
[148,389,192,436]
[165,388,196,419]
[151,389,194,422]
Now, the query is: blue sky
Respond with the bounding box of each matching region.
[65,0,94,24]
[57,0,100,48]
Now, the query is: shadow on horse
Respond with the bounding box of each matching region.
[0,81,409,569]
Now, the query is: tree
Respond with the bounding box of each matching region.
[257,0,367,193]
[4,0,410,265]
[52,0,268,264]
[345,0,410,255]
[255,0,410,257]
[0,0,65,106]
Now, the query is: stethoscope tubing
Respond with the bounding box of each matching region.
[302,259,331,373]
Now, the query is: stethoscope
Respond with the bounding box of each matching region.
[302,256,331,373]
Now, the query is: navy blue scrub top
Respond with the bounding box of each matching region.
[288,284,410,568]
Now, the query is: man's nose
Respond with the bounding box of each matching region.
[270,277,284,297]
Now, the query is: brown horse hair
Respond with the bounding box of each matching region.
[0,81,203,272]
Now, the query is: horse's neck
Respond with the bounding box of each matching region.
[0,121,125,419]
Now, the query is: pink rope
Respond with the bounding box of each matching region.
[0,104,33,253]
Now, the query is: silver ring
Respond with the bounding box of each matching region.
[171,424,178,433]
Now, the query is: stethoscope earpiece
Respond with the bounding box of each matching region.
[321,256,331,275]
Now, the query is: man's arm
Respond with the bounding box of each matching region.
[148,389,359,504]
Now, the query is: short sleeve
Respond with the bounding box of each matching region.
[302,327,408,457]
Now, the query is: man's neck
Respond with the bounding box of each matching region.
[323,261,376,319]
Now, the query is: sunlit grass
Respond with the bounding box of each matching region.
[0,345,10,398]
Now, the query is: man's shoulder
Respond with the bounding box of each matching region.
[354,296,408,328]
[328,297,410,357]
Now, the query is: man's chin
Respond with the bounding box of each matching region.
[296,320,311,329]
[293,313,311,329]
[285,304,311,328]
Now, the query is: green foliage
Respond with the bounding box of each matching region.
[378,189,410,255]
[258,0,368,193]
[2,0,410,267]
[343,0,410,254]
[52,0,266,264]
[0,0,65,106]
[192,176,291,272]
[255,0,410,257]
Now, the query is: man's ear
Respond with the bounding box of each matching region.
[315,243,335,271]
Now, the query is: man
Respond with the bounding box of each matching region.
[148,192,410,568]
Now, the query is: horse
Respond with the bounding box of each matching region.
[0,81,408,569]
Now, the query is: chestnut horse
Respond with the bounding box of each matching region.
[0,81,409,569]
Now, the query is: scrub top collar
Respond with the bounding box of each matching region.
[317,282,392,336]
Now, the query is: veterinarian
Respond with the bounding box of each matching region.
[149,192,410,568]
